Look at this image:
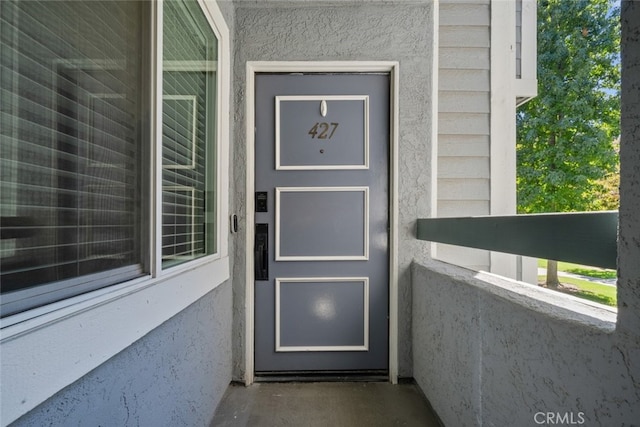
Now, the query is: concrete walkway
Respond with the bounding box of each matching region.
[210,382,442,427]
[537,268,617,287]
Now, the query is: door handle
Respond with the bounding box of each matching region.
[255,223,269,281]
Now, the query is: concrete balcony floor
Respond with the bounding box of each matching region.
[211,381,442,427]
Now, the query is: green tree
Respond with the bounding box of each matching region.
[594,139,621,210]
[517,0,620,288]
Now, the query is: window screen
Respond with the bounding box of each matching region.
[0,1,149,314]
[162,0,217,268]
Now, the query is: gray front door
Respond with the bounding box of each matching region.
[254,73,389,374]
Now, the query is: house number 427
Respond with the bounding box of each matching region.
[308,122,339,139]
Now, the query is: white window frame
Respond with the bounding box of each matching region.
[0,1,230,425]
[515,0,538,102]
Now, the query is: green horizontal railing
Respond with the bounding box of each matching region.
[417,211,618,269]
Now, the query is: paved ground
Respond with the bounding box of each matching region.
[537,268,617,287]
[210,382,442,427]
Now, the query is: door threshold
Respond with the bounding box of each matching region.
[254,371,389,383]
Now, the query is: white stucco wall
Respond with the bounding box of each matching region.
[10,282,233,427]
[412,3,640,424]
[412,261,639,425]
[230,1,436,380]
[618,0,640,342]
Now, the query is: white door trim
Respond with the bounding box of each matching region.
[245,61,399,384]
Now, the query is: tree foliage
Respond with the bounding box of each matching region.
[516,0,620,214]
[593,139,620,210]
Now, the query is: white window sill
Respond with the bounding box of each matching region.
[0,256,229,426]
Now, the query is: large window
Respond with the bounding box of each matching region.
[162,0,217,267]
[0,0,220,317]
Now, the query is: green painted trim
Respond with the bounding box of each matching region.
[417,211,618,269]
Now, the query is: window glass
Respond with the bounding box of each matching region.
[0,1,148,312]
[162,0,218,268]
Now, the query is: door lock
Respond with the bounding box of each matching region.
[255,223,269,281]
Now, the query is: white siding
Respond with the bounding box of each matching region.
[439,113,490,135]
[439,3,490,26]
[438,179,490,200]
[440,69,490,91]
[440,26,490,48]
[433,244,491,269]
[436,0,492,270]
[438,135,490,156]
[438,157,490,179]
[440,47,490,69]
[437,200,490,217]
[516,0,522,79]
[439,91,490,113]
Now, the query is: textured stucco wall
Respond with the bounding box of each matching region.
[11,281,233,427]
[412,262,638,426]
[618,0,640,339]
[412,5,640,424]
[230,1,435,380]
